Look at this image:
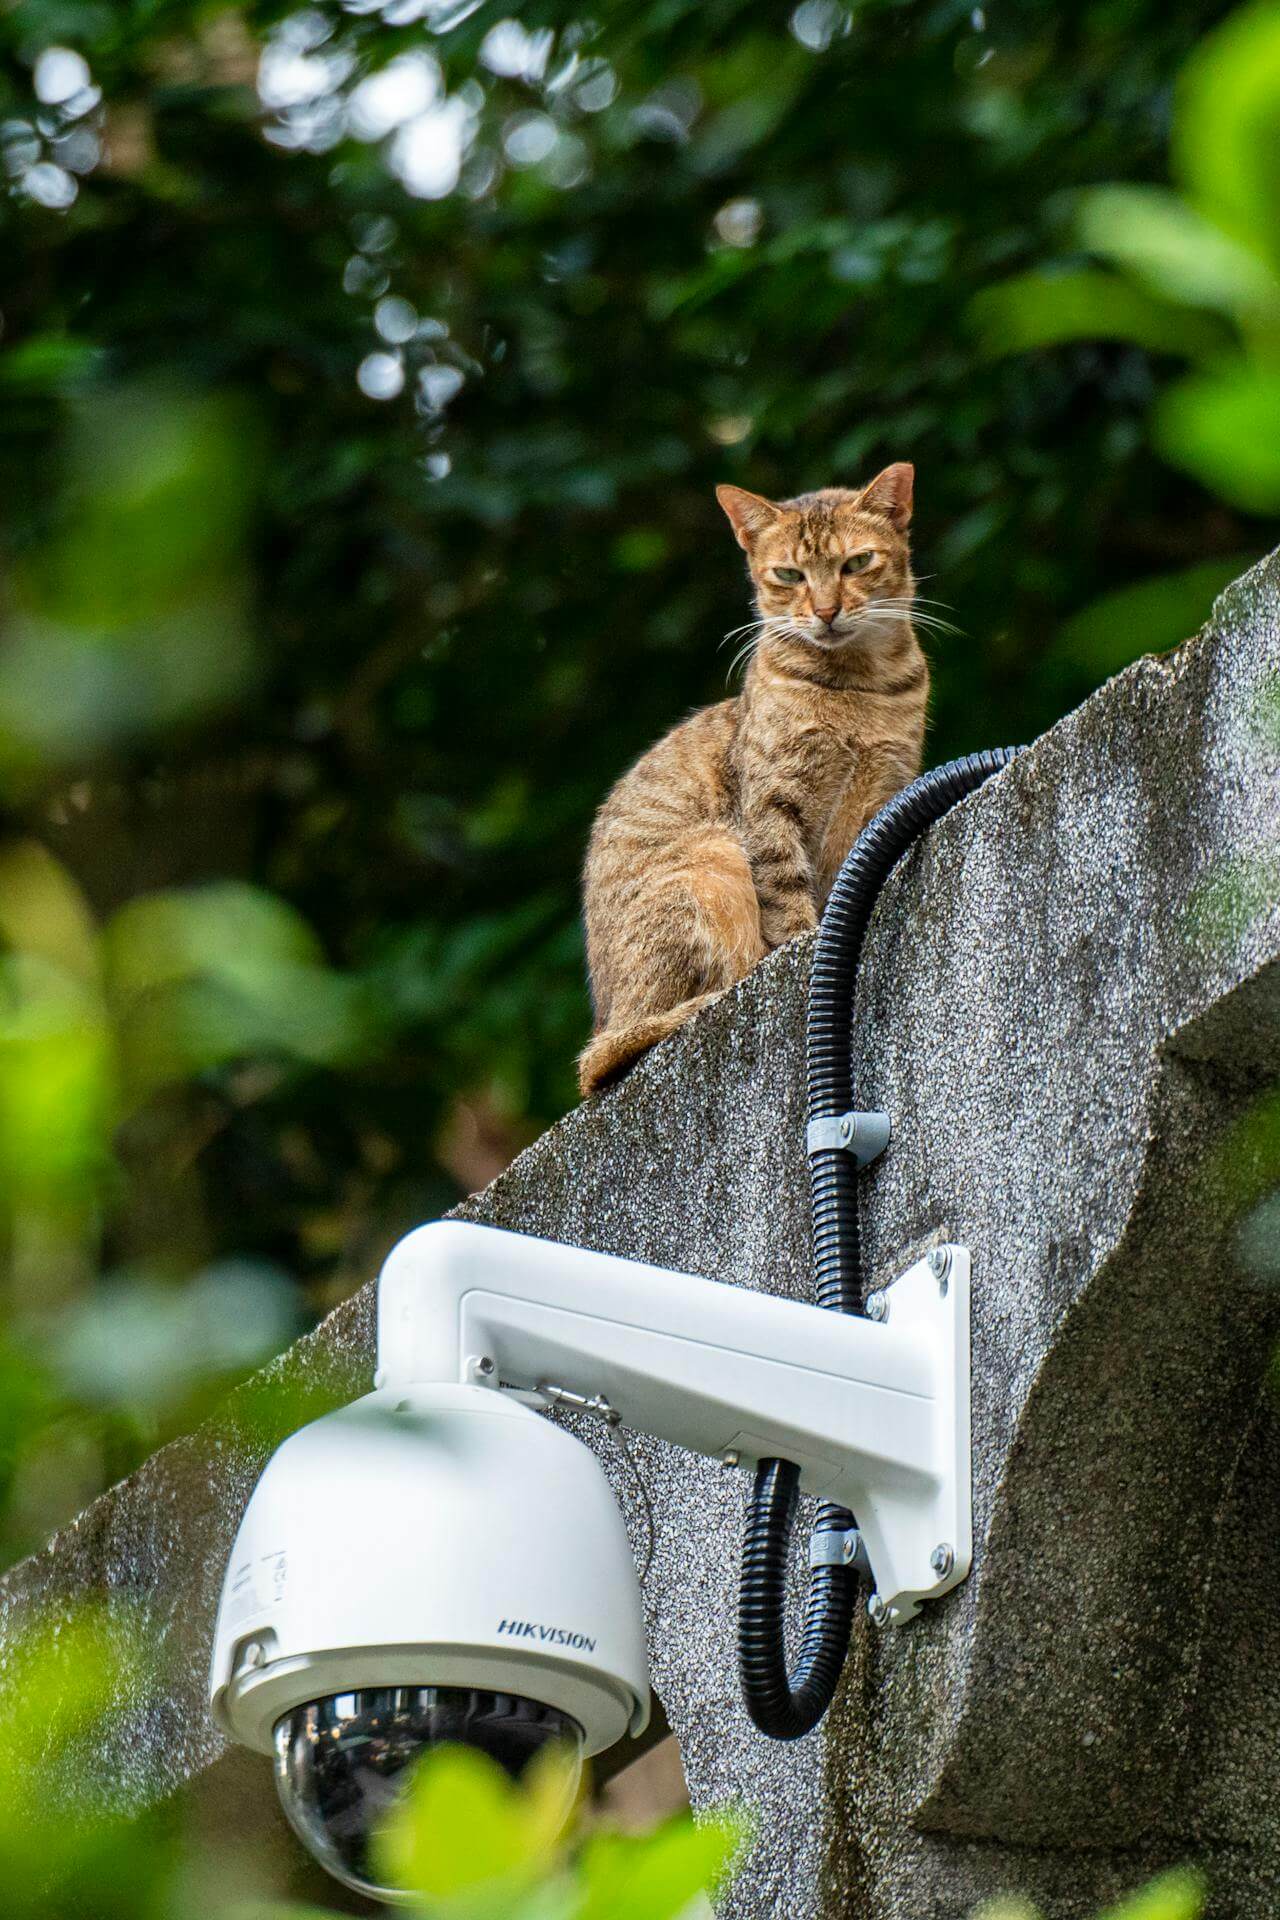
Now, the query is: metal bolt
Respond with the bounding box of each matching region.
[927,1247,952,1283]
[865,1290,888,1323]
[239,1641,266,1673]
[837,1115,854,1147]
[721,1448,741,1470]
[867,1594,889,1628]
[476,1355,495,1377]
[930,1542,955,1579]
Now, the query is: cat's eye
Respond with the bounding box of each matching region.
[773,567,804,584]
[842,550,876,574]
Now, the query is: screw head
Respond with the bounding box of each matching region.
[721,1448,741,1470]
[867,1594,889,1628]
[837,1115,854,1146]
[930,1542,955,1579]
[476,1354,496,1376]
[865,1290,888,1323]
[927,1247,952,1282]
[239,1641,266,1673]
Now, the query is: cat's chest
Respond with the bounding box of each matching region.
[734,685,910,821]
[784,718,865,802]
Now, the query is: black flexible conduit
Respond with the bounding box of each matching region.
[738,748,1024,1738]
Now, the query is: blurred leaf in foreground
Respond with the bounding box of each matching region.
[1155,365,1280,511]
[572,1808,748,1920]
[1097,1869,1205,1920]
[974,1870,1204,1920]
[0,1603,178,1920]
[373,1740,582,1916]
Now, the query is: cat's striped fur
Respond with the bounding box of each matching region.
[579,465,928,1096]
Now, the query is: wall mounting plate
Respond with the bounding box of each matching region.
[861,1243,971,1626]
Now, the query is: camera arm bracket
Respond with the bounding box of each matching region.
[377,1222,971,1624]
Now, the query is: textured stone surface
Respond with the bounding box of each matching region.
[1,552,1278,1917]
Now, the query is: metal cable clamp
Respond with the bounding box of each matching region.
[809,1527,871,1578]
[805,1110,891,1166]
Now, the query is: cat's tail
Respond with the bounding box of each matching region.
[577,994,720,1098]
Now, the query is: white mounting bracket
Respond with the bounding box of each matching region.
[376,1223,972,1627]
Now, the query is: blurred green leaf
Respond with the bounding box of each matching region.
[106,885,327,1001]
[574,1809,748,1920]
[0,841,98,988]
[373,1742,580,1911]
[50,1261,300,1415]
[223,1908,349,1920]
[1096,1868,1205,1920]
[1050,555,1257,679]
[0,953,114,1221]
[1174,0,1280,263]
[0,336,103,392]
[1156,362,1280,509]
[971,268,1222,358]
[0,388,257,782]
[1076,185,1280,318]
[0,1604,179,1919]
[105,884,367,1097]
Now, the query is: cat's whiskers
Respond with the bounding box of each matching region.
[719,619,771,650]
[839,605,911,641]
[860,595,964,639]
[724,614,801,681]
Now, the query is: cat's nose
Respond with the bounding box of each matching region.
[814,604,838,625]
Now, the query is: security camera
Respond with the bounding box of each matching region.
[211,1378,646,1902]
[212,1221,971,1902]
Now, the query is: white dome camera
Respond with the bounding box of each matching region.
[211,1221,972,1902]
[211,1378,648,1902]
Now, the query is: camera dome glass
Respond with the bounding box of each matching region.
[273,1687,583,1904]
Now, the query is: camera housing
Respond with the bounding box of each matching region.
[210,1379,649,1896]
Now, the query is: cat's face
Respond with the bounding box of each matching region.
[716,465,915,651]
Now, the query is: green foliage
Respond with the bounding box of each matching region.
[1102,1872,1206,1920]
[1046,553,1254,681]
[250,1740,745,1920]
[976,1872,1205,1920]
[0,1605,184,1920]
[373,1743,577,1911]
[0,389,256,785]
[977,2,1280,512]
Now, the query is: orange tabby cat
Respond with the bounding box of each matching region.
[579,464,929,1097]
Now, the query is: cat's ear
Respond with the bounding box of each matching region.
[858,462,914,530]
[716,484,783,550]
